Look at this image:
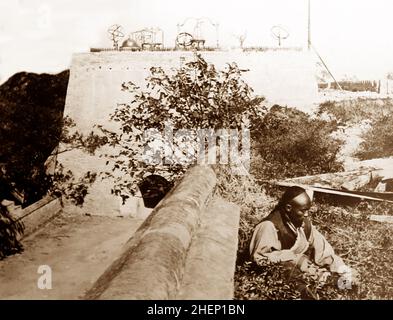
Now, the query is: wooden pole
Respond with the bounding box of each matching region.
[308,0,311,50]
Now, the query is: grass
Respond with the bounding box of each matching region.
[311,201,393,299]
[355,115,393,160]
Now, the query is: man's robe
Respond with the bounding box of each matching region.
[249,209,350,276]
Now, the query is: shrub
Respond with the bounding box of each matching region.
[310,201,393,299]
[355,114,393,160]
[317,98,393,126]
[234,259,356,300]
[0,71,106,254]
[235,260,302,300]
[0,71,69,204]
[101,53,265,198]
[0,205,24,259]
[251,105,343,182]
[316,98,393,160]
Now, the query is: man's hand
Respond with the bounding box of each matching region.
[316,270,331,287]
[297,255,314,273]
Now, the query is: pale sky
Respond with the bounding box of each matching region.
[1,0,393,83]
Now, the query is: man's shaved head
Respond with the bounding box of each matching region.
[290,191,312,208]
[279,186,312,227]
[279,186,311,207]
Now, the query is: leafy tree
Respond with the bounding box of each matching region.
[0,114,106,259]
[0,71,69,204]
[0,71,106,258]
[0,70,106,206]
[251,105,343,182]
[100,53,265,199]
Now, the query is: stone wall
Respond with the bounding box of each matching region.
[65,51,318,135]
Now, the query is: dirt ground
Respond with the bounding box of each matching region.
[0,211,144,299]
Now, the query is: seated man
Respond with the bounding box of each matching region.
[249,186,357,287]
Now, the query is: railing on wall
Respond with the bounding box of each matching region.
[319,80,381,93]
[90,47,219,53]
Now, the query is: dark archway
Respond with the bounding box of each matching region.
[138,175,173,209]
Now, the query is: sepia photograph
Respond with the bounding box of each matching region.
[1,0,393,305]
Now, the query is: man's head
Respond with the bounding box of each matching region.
[279,186,312,227]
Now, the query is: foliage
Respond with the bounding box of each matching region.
[101,53,265,197]
[216,166,274,256]
[0,71,106,256]
[0,115,104,257]
[234,259,357,300]
[317,98,393,126]
[251,105,343,182]
[0,205,24,259]
[317,98,393,160]
[0,112,105,207]
[355,114,393,160]
[310,201,393,299]
[0,69,106,206]
[235,260,302,300]
[48,116,107,206]
[0,71,67,256]
[0,71,69,204]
